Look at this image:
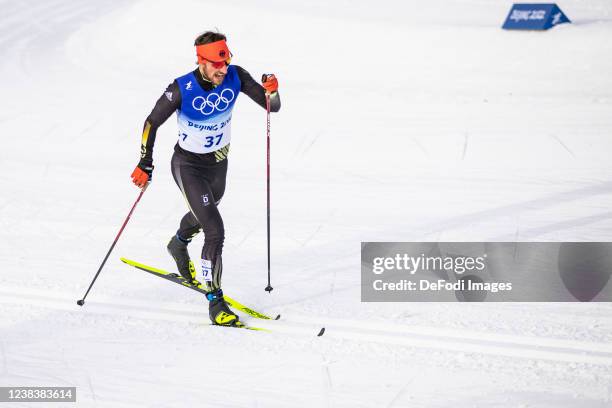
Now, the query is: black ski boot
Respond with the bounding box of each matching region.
[167,234,197,284]
[207,289,240,326]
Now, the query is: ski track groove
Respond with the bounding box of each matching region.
[2,287,612,366]
[0,0,90,50]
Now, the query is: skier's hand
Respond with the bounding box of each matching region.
[131,160,153,188]
[261,74,278,94]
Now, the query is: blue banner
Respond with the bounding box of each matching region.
[502,3,571,30]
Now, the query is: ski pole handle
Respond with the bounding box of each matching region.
[261,74,278,95]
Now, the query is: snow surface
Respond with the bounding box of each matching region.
[1,0,612,406]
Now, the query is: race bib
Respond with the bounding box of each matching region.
[174,68,241,154]
[177,112,232,154]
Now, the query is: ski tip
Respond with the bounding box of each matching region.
[119,257,128,264]
[274,314,281,320]
[317,327,325,337]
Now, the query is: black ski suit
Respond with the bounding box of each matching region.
[139,66,280,291]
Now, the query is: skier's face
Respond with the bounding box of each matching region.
[201,60,228,86]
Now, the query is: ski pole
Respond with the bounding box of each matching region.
[77,183,149,306]
[264,90,273,293]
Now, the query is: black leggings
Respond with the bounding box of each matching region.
[171,148,228,291]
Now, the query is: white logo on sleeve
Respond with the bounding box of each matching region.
[165,91,173,101]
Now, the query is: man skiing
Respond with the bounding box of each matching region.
[130,31,280,327]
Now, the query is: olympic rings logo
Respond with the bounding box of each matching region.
[191,89,235,116]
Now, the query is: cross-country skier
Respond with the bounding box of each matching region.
[130,31,280,327]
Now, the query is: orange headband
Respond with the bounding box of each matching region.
[196,40,231,63]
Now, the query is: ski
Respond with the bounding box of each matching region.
[120,257,325,337]
[210,321,271,333]
[120,257,281,321]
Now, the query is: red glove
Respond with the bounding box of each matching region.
[131,162,153,188]
[261,74,278,94]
